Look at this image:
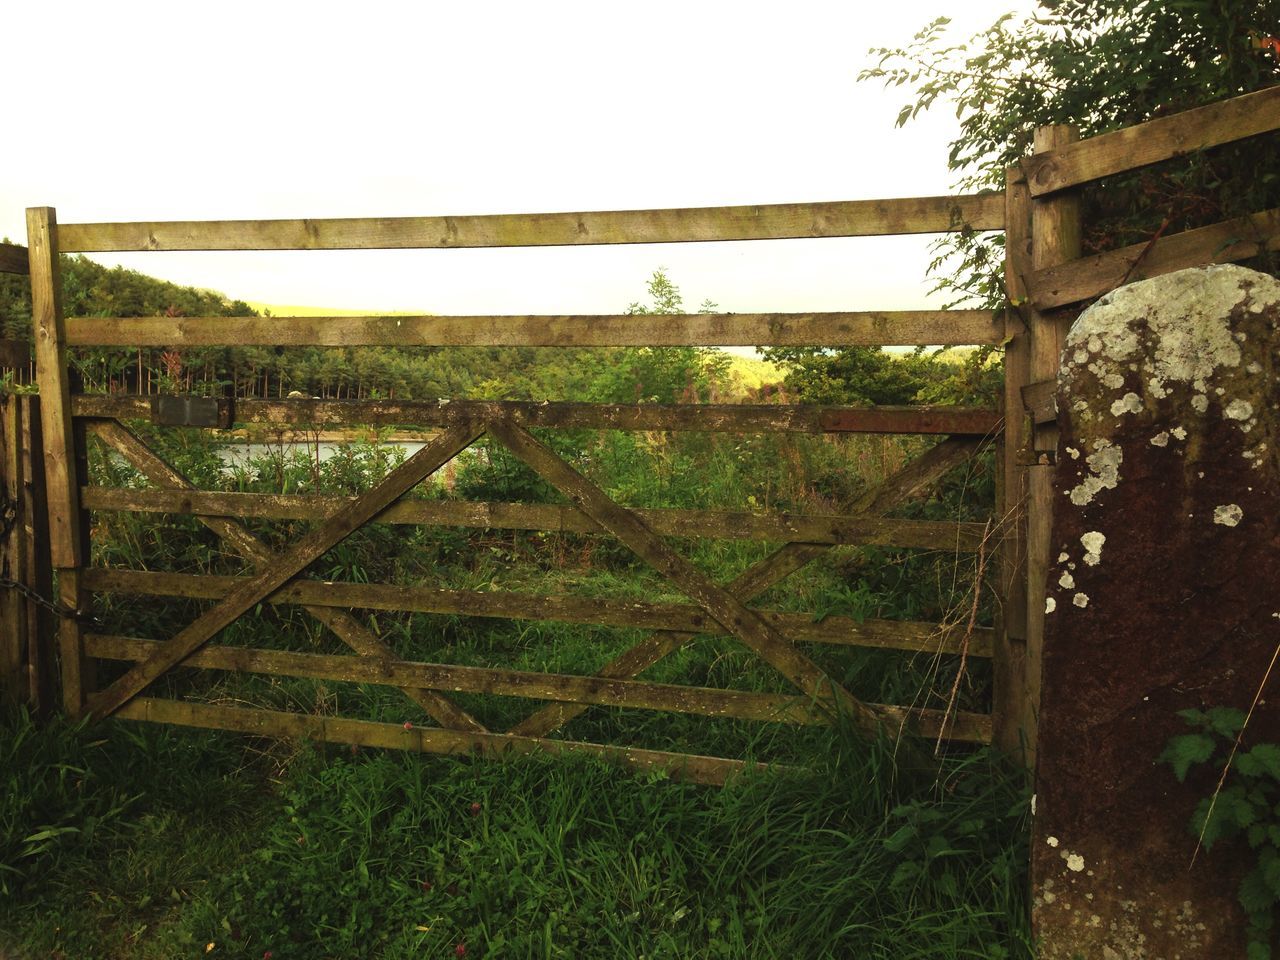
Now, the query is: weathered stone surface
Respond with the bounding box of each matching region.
[1034,265,1280,959]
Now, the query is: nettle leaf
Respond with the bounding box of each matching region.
[1238,744,1280,783]
[1240,868,1275,916]
[1262,850,1280,898]
[1206,707,1247,739]
[1223,785,1262,829]
[1160,733,1216,781]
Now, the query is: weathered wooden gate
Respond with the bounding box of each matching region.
[14,85,1277,783]
[19,200,1007,783]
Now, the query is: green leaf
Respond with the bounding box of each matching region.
[1238,744,1280,782]
[1160,733,1215,781]
[20,826,78,844]
[1205,707,1247,739]
[1240,868,1275,916]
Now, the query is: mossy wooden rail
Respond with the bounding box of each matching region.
[17,83,1277,783]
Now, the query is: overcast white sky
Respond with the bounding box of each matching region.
[1,0,1035,316]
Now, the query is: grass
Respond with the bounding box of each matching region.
[0,710,1031,959]
[0,424,1024,957]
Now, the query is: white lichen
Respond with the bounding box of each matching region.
[1046,836,1060,848]
[1064,265,1261,387]
[1073,593,1090,608]
[1171,426,1188,440]
[1080,531,1105,566]
[1065,853,1086,872]
[1150,431,1170,447]
[1213,504,1243,527]
[1067,440,1123,506]
[1225,399,1254,420]
[1059,571,1076,589]
[1110,392,1143,416]
[1045,597,1057,614]
[1191,394,1210,413]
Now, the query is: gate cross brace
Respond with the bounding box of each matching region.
[84,420,484,721]
[89,420,486,732]
[486,418,881,731]
[509,435,983,739]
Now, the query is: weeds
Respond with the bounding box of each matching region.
[0,411,1017,957]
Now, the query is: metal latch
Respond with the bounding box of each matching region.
[151,396,234,429]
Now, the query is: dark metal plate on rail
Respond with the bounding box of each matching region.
[151,396,234,429]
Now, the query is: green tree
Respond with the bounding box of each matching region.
[586,268,729,403]
[860,0,1280,309]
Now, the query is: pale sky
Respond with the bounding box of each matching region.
[1,0,1036,317]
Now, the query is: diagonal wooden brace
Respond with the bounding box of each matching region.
[90,420,486,732]
[510,435,984,738]
[84,420,484,720]
[486,418,881,730]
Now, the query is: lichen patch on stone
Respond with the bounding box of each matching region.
[1068,440,1124,506]
[1073,593,1090,608]
[1110,392,1143,416]
[1080,532,1105,566]
[1225,399,1254,420]
[1213,504,1243,527]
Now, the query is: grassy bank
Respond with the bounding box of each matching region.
[1,708,1030,959]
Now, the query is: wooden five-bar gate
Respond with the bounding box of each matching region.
[3,84,1278,784]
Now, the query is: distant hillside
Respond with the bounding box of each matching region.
[724,354,785,392]
[245,302,423,318]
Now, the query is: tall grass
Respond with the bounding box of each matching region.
[0,709,1031,959]
[0,423,1019,958]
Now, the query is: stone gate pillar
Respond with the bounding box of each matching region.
[1032,264,1280,958]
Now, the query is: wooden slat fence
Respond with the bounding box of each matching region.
[19,190,1005,782]
[11,82,1278,780]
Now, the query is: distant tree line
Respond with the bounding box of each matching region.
[0,259,991,407]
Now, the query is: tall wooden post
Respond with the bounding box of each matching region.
[21,396,55,716]
[27,207,88,716]
[1021,126,1081,769]
[994,165,1033,760]
[0,395,24,705]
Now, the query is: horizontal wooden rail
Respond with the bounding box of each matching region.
[217,428,440,444]
[81,487,987,551]
[116,695,751,785]
[56,195,1004,253]
[1027,207,1280,309]
[1023,85,1280,197]
[81,567,994,657]
[73,396,1003,435]
[0,243,28,275]
[65,309,1003,349]
[85,633,991,742]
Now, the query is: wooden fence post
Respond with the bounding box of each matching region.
[994,165,1033,760]
[21,396,55,716]
[0,394,23,706]
[27,207,89,716]
[1021,126,1082,770]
